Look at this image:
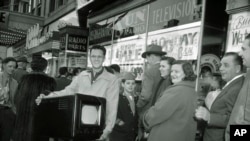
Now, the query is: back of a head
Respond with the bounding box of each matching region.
[31,57,48,72]
[59,67,68,75]
[14,73,56,141]
[72,67,81,76]
[109,64,120,73]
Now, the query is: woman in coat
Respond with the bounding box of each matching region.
[13,73,56,141]
[143,60,197,141]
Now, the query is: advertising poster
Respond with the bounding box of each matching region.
[112,38,145,80]
[226,11,250,52]
[68,56,87,68]
[148,22,201,60]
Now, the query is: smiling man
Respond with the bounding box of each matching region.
[195,52,244,141]
[225,34,250,141]
[0,57,18,141]
[36,45,119,140]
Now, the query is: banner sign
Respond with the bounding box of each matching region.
[148,22,200,60]
[226,11,250,52]
[111,38,145,79]
[67,35,87,52]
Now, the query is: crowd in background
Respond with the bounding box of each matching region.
[0,34,250,141]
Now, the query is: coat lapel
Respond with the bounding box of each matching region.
[212,75,244,104]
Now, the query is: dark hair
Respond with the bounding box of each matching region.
[211,73,226,90]
[2,57,16,64]
[72,67,81,76]
[105,66,114,74]
[13,73,56,141]
[109,64,120,73]
[59,67,68,75]
[31,57,48,72]
[161,56,176,66]
[90,45,106,56]
[172,60,196,81]
[224,52,244,72]
[200,66,213,78]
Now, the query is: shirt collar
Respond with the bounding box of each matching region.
[223,74,244,89]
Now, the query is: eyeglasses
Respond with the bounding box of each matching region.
[90,55,104,59]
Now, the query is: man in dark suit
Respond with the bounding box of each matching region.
[136,44,166,140]
[195,52,245,141]
[55,67,72,91]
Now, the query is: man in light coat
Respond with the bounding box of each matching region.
[36,45,119,140]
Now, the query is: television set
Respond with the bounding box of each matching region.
[34,94,106,141]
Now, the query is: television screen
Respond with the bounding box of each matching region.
[81,104,101,125]
[34,94,106,140]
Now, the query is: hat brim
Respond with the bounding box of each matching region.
[17,60,29,63]
[142,51,166,58]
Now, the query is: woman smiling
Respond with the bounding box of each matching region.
[143,60,197,141]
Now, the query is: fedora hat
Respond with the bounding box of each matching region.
[17,57,29,63]
[141,44,166,58]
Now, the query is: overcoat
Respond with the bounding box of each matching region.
[143,81,197,141]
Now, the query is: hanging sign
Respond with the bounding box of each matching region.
[148,22,200,60]
[226,11,250,52]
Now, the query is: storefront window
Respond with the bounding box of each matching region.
[88,0,202,79]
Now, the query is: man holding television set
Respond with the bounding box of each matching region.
[36,45,119,140]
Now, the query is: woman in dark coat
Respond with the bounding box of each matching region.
[143,60,197,141]
[109,72,138,141]
[13,73,56,141]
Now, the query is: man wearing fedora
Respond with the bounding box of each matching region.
[13,57,29,83]
[136,44,166,140]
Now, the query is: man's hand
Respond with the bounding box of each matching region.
[35,94,45,105]
[97,130,111,141]
[195,106,210,122]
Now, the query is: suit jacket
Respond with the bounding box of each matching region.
[226,71,250,141]
[55,77,72,91]
[137,63,162,116]
[0,72,18,112]
[143,81,197,141]
[110,93,138,141]
[13,68,28,83]
[203,75,244,141]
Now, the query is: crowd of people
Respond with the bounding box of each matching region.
[0,34,250,141]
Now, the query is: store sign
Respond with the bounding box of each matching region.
[114,6,147,39]
[89,26,113,44]
[67,35,87,52]
[111,38,144,79]
[0,11,8,24]
[200,54,221,73]
[68,56,87,68]
[226,11,250,52]
[149,0,200,31]
[148,22,200,60]
[26,23,40,49]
